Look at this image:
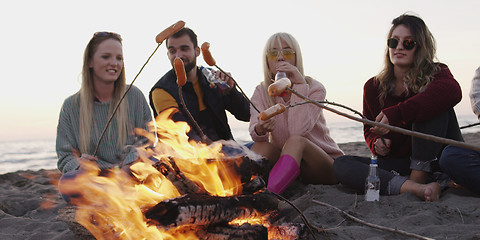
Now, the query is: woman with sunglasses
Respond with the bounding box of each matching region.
[56,32,152,200]
[333,14,463,202]
[249,32,344,194]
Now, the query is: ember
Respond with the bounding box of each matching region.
[59,108,306,240]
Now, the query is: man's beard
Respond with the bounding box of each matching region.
[184,58,196,73]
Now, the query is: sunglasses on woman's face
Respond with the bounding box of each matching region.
[266,49,296,61]
[387,38,416,50]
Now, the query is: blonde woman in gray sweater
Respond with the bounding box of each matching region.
[56,32,152,202]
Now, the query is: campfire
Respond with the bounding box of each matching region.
[59,108,307,240]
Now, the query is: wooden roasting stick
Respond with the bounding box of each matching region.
[201,42,260,113]
[93,20,186,156]
[265,78,480,152]
[173,57,208,143]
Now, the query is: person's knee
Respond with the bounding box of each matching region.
[285,135,310,147]
[333,155,351,180]
[439,145,459,171]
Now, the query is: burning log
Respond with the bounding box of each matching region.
[153,155,269,195]
[241,176,266,194]
[153,156,208,195]
[269,223,306,240]
[145,192,279,229]
[200,223,268,240]
[206,155,270,184]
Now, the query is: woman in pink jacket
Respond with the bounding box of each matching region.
[249,32,343,194]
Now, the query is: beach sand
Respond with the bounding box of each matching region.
[1,133,479,239]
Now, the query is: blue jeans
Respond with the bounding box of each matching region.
[440,145,480,195]
[221,141,254,156]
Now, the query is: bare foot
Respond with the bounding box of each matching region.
[422,182,441,202]
[401,180,441,202]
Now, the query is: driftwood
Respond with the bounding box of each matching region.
[145,192,279,229]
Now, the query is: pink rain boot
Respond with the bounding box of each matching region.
[267,154,300,194]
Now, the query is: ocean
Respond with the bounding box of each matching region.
[1,114,479,174]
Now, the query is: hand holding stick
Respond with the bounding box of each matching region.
[200,42,260,113]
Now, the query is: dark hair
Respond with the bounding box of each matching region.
[166,27,198,48]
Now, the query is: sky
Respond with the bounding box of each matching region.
[1,0,479,142]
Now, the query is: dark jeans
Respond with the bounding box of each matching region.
[410,108,463,172]
[334,155,411,195]
[440,145,480,195]
[334,109,463,195]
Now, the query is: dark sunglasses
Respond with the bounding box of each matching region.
[93,31,122,39]
[387,38,416,50]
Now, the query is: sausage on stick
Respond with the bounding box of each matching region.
[155,20,186,44]
[173,57,208,142]
[268,78,291,97]
[173,57,187,86]
[259,103,286,121]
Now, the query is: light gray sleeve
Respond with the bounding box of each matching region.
[469,66,480,120]
[56,97,80,173]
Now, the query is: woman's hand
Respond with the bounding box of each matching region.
[374,138,391,156]
[80,153,98,162]
[370,112,390,135]
[275,62,305,84]
[78,153,98,170]
[255,117,275,136]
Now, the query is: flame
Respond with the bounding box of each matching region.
[60,108,247,239]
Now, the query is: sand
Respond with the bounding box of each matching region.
[1,133,479,240]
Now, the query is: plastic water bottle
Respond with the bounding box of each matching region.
[200,66,229,94]
[275,71,287,81]
[365,155,380,202]
[274,72,288,97]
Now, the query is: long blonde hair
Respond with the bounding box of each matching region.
[78,32,128,153]
[261,32,306,107]
[375,13,440,106]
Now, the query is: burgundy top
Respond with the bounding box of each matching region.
[362,63,462,157]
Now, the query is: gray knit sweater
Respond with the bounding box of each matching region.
[56,85,152,173]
